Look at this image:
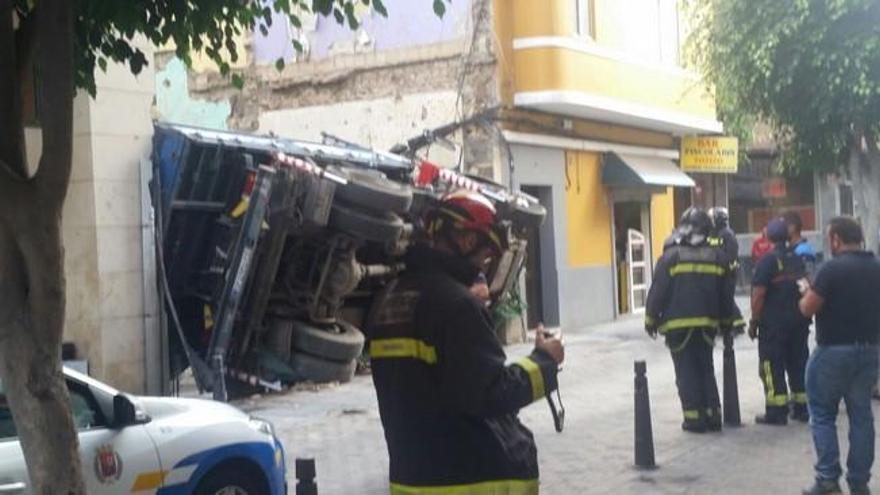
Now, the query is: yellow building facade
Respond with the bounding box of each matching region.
[494,0,721,328]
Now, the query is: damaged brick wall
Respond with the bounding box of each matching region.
[154,0,503,179]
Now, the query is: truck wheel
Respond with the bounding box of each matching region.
[291,319,365,363]
[329,203,404,242]
[330,166,413,214]
[265,318,294,362]
[461,174,547,229]
[289,351,357,384]
[501,198,547,230]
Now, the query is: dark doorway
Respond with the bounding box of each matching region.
[613,201,651,314]
[522,186,559,329]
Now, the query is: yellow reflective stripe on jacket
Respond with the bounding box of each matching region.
[370,338,438,365]
[391,479,539,495]
[791,392,808,404]
[669,263,725,277]
[514,357,545,402]
[659,317,719,334]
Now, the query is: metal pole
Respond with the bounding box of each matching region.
[634,360,657,469]
[723,332,742,426]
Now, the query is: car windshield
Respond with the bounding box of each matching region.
[0,377,105,440]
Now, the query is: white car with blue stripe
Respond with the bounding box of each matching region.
[0,368,286,494]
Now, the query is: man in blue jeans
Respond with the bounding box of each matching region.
[799,217,880,495]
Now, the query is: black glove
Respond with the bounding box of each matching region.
[747,319,759,340]
[645,324,658,339]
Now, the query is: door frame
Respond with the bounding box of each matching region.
[520,185,560,328]
[609,190,654,318]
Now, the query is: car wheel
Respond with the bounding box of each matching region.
[330,166,413,213]
[329,203,404,242]
[289,351,357,383]
[194,465,266,495]
[291,319,365,363]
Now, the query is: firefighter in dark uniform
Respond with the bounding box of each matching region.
[646,207,736,433]
[367,190,564,495]
[709,206,746,333]
[748,217,811,425]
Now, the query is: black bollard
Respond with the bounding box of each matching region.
[722,332,742,426]
[296,458,318,495]
[634,360,657,469]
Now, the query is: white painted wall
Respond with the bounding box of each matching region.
[258,90,462,167]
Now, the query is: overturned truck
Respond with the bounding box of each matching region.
[150,122,545,400]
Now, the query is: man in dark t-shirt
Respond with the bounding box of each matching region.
[799,217,880,495]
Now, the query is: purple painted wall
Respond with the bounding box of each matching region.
[253,0,471,64]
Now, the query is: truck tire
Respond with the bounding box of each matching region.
[265,318,294,362]
[462,174,546,229]
[330,167,413,214]
[329,203,404,242]
[500,198,547,230]
[289,351,357,384]
[291,319,365,363]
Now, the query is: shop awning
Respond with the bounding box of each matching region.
[601,152,695,188]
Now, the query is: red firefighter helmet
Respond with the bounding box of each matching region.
[427,190,506,254]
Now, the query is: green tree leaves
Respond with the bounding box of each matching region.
[14,0,449,96]
[686,0,880,171]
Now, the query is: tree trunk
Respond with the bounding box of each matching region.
[0,1,86,493]
[848,139,880,254]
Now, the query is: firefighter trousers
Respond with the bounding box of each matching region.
[758,325,809,416]
[667,328,720,426]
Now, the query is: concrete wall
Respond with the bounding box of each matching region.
[259,90,460,166]
[510,144,615,330]
[155,57,231,129]
[152,0,501,175]
[253,0,471,63]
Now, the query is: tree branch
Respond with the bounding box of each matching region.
[33,0,74,204]
[0,0,30,181]
[14,8,36,82]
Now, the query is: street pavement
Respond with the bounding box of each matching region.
[236,299,880,494]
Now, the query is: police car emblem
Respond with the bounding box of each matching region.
[94,445,123,484]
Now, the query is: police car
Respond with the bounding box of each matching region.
[0,368,286,494]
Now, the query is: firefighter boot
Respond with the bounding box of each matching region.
[705,407,722,432]
[681,417,707,434]
[755,406,788,426]
[791,403,810,423]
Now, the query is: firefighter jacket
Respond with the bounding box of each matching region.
[645,243,736,334]
[752,245,810,331]
[708,227,745,330]
[709,227,739,267]
[367,244,558,495]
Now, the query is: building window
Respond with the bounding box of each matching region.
[575,0,595,39]
[658,0,681,65]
